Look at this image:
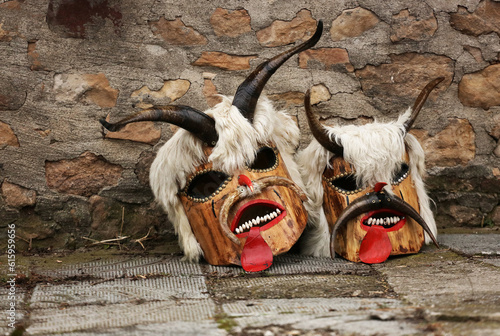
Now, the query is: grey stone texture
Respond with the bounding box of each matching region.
[0,0,499,250]
[1,234,499,335]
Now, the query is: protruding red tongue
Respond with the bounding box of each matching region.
[359,225,392,264]
[241,226,273,272]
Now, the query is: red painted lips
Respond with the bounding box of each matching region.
[359,209,406,264]
[230,199,286,272]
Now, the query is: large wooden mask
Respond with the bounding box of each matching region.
[299,78,442,264]
[100,22,323,272]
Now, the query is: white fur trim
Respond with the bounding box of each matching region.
[405,133,438,243]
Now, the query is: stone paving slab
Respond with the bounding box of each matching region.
[374,250,500,322]
[439,234,500,256]
[288,316,420,336]
[0,287,27,336]
[223,297,404,318]
[208,274,391,301]
[222,297,422,335]
[206,253,371,276]
[52,321,227,336]
[26,299,217,335]
[34,255,203,278]
[30,276,208,309]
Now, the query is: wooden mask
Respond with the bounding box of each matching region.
[299,78,443,264]
[178,144,307,271]
[100,21,323,272]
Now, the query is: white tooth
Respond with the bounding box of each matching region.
[276,209,281,215]
[377,219,381,225]
[256,216,261,224]
[252,219,257,225]
[236,228,240,234]
[272,212,277,218]
[385,218,389,225]
[247,222,252,228]
[368,218,373,225]
[265,214,271,221]
[393,217,398,223]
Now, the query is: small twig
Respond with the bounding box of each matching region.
[91,278,116,286]
[16,235,32,250]
[119,206,125,250]
[82,236,129,246]
[133,227,152,250]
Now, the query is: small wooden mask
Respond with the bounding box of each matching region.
[322,155,431,263]
[301,78,443,263]
[100,21,323,271]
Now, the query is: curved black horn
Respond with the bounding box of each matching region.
[232,20,323,123]
[329,188,439,258]
[100,105,218,146]
[403,77,444,133]
[304,90,343,156]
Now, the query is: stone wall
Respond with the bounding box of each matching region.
[0,0,498,251]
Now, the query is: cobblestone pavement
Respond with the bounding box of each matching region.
[1,234,499,336]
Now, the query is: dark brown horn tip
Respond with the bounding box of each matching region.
[404,77,446,133]
[305,20,323,48]
[99,118,121,132]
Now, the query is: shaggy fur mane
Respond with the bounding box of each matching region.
[149,95,303,262]
[298,108,437,257]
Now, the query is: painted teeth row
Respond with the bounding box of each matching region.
[392,172,409,185]
[235,209,281,234]
[328,183,363,195]
[182,175,233,202]
[367,216,403,226]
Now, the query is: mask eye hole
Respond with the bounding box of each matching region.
[329,173,363,194]
[392,162,410,185]
[248,146,278,172]
[183,170,231,202]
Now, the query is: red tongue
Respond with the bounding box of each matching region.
[359,225,392,264]
[241,226,273,272]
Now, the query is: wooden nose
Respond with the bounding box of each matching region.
[238,175,254,192]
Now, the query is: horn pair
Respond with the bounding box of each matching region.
[100,21,324,145]
[305,77,445,156]
[329,185,440,259]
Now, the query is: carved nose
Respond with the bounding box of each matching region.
[238,175,254,192]
[373,182,387,193]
